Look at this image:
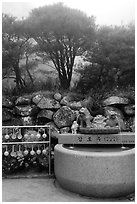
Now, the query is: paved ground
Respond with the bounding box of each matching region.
[2,177,134,202]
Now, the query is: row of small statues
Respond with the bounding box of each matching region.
[71,107,124,134]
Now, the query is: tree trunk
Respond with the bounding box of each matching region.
[14,64,24,90]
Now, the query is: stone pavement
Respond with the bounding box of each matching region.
[2,177,134,202]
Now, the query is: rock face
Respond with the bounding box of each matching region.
[53,106,75,128]
[103,96,129,106]
[37,97,60,110]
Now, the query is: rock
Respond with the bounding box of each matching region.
[60,96,82,110]
[30,105,40,117]
[54,93,62,101]
[15,105,32,116]
[124,105,135,116]
[69,101,82,110]
[2,108,12,121]
[46,122,59,139]
[103,96,129,106]
[15,96,30,106]
[2,117,23,126]
[2,97,13,108]
[60,96,70,106]
[37,109,54,120]
[32,94,44,105]
[53,106,75,128]
[60,127,70,134]
[37,97,60,110]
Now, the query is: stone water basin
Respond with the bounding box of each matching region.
[54,144,135,198]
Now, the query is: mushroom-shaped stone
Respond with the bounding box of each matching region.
[37,97,60,109]
[103,96,129,106]
[53,106,75,128]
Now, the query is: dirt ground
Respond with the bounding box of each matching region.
[2,177,134,202]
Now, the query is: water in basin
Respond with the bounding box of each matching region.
[63,144,134,152]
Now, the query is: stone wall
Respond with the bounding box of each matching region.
[2,93,135,137]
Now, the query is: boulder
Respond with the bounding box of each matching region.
[15,96,30,106]
[37,97,60,110]
[60,96,82,110]
[37,109,54,120]
[15,105,32,117]
[124,105,135,116]
[53,106,75,128]
[32,94,44,105]
[2,108,12,121]
[103,96,129,106]
[54,93,62,101]
[2,97,13,109]
[46,122,59,139]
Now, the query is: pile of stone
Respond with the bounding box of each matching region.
[2,93,135,138]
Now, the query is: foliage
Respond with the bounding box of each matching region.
[25,3,96,90]
[76,24,135,93]
[2,14,36,92]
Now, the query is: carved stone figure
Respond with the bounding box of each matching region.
[77,107,93,128]
[71,121,79,134]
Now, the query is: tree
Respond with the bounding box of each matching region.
[26,3,96,90]
[2,14,36,91]
[76,24,135,93]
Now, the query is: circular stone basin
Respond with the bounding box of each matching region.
[54,144,135,198]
